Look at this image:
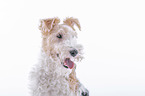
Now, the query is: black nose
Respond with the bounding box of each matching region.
[70,49,78,57]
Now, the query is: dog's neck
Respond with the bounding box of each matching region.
[40,49,71,78]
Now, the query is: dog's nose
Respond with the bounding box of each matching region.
[70,49,78,57]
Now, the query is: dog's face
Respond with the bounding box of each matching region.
[39,17,83,70]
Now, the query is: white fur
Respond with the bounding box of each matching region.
[30,50,74,96]
[29,22,88,96]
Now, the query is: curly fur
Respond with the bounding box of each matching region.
[29,17,89,96]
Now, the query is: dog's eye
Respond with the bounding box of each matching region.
[57,34,62,39]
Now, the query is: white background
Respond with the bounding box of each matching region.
[0,0,145,96]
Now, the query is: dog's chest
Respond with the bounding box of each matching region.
[46,76,73,96]
[39,65,75,95]
[39,69,75,96]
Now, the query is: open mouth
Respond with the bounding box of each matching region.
[63,58,74,69]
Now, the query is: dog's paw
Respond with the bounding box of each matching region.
[78,84,89,96]
[81,90,89,96]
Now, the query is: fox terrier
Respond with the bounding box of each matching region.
[30,17,89,96]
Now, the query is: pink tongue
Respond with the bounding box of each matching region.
[65,58,74,69]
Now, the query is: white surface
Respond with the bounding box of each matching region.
[0,0,145,96]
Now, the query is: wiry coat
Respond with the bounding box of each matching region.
[29,17,89,96]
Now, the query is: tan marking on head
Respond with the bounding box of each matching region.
[63,17,81,31]
[69,64,79,94]
[39,17,60,36]
[40,17,80,60]
[39,18,60,58]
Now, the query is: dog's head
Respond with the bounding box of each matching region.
[39,17,83,70]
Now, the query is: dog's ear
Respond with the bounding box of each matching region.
[39,18,60,35]
[63,17,81,31]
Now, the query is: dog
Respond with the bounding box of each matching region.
[29,17,89,96]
